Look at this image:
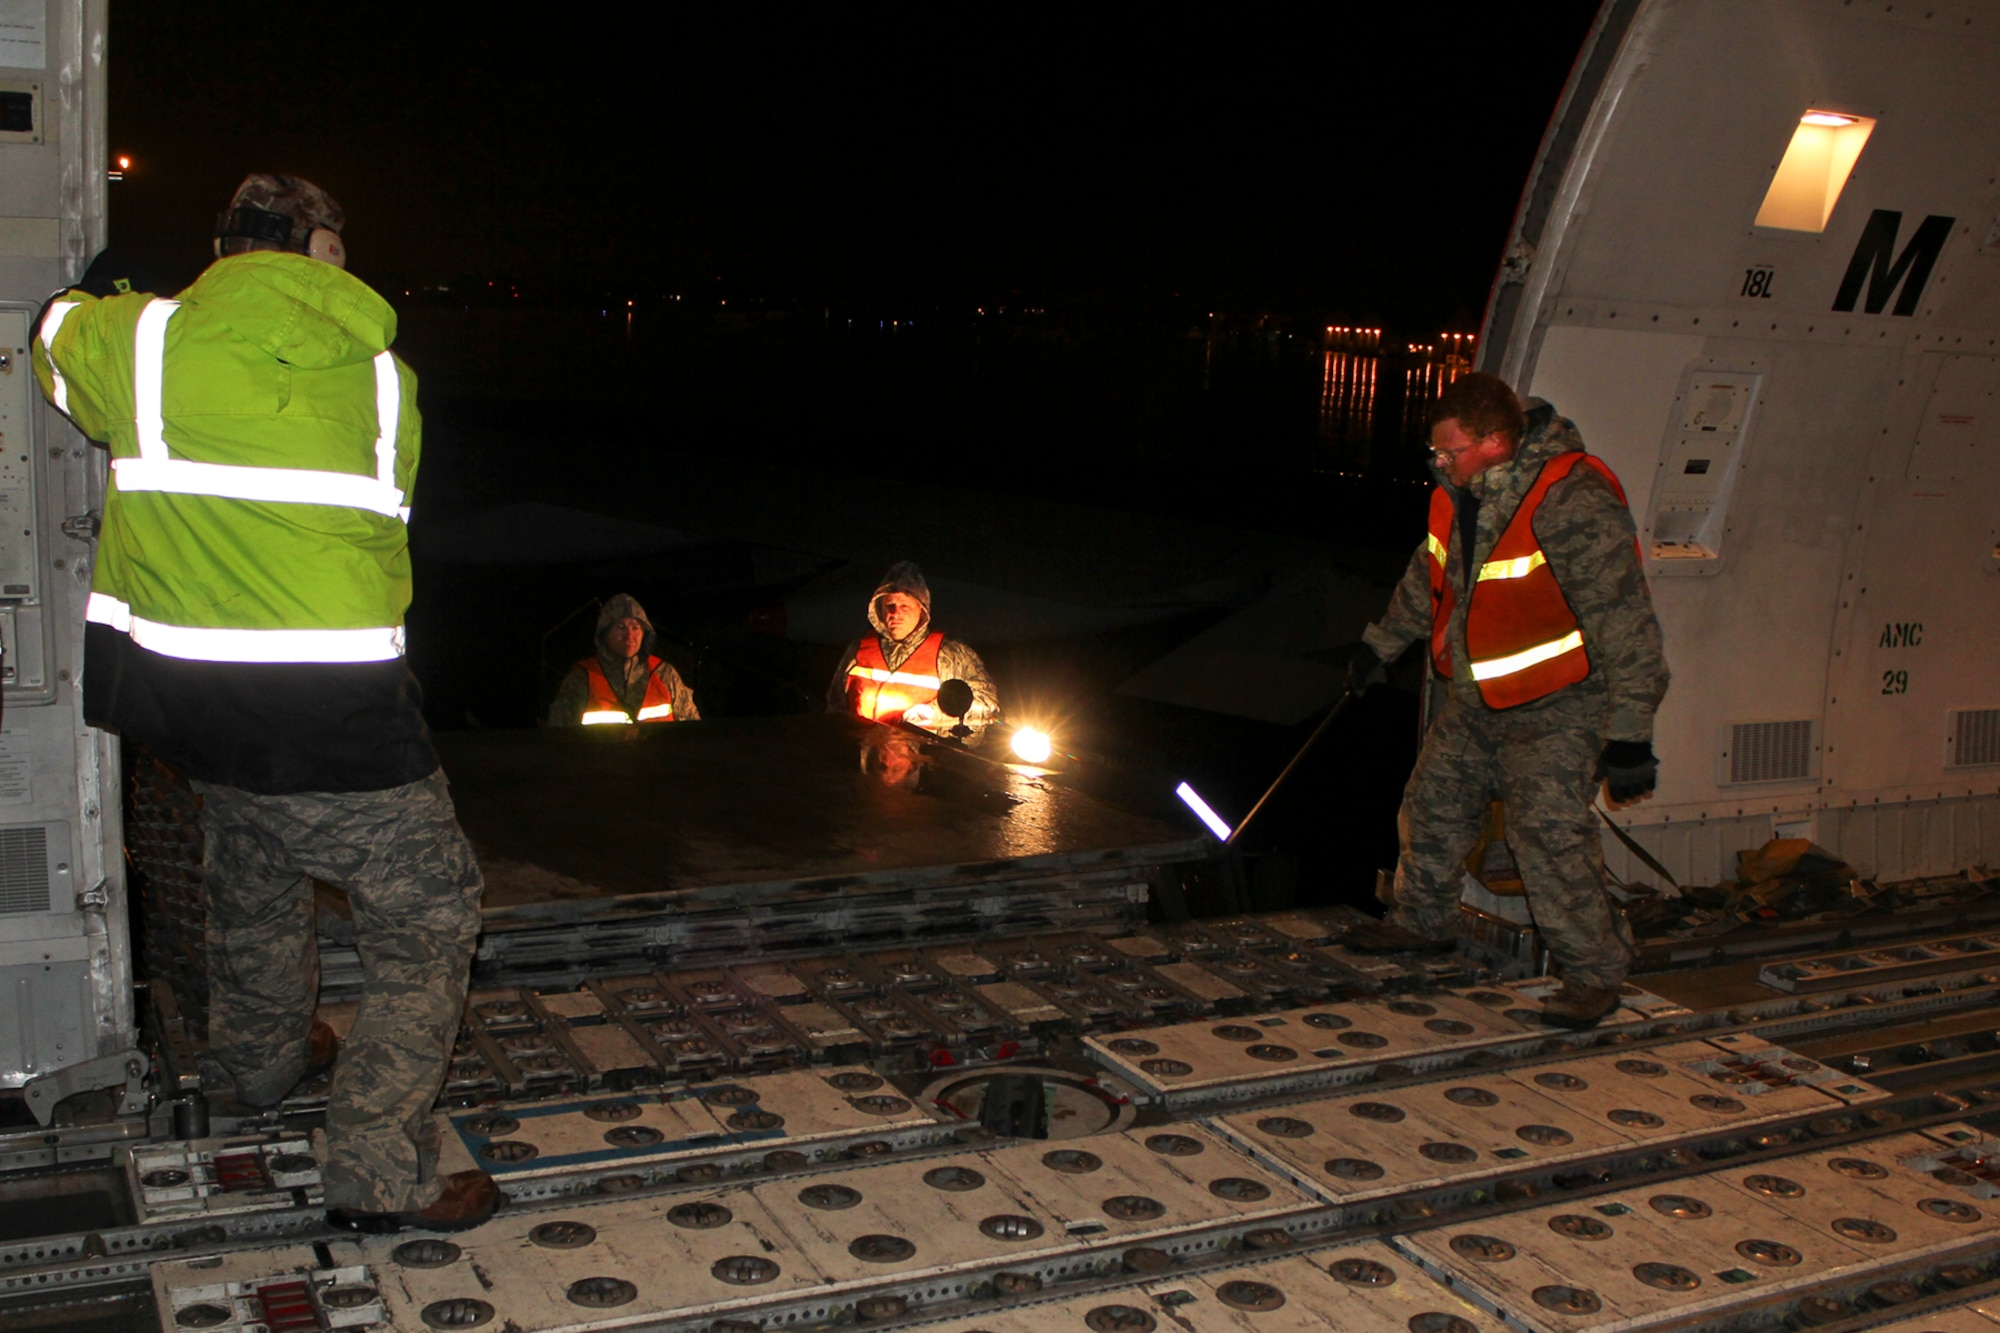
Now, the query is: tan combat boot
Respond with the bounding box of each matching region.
[326,1170,502,1235]
[1539,981,1622,1029]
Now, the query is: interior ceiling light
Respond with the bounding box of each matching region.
[1755,109,1876,233]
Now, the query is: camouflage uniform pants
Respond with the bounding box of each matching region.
[1391,692,1632,988]
[195,771,483,1213]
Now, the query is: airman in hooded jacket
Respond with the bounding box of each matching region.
[827,561,997,734]
[548,593,700,725]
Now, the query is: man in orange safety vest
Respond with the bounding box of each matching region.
[1340,373,1670,1029]
[549,594,701,726]
[828,561,996,735]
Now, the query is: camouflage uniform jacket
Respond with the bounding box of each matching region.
[1362,400,1669,742]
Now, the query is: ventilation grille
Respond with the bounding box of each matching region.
[1950,708,2000,769]
[1728,720,1815,784]
[0,826,51,915]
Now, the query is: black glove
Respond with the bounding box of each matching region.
[1342,643,1389,697]
[1599,739,1658,803]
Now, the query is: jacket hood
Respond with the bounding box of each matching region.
[866,561,933,641]
[182,252,397,370]
[1432,398,1577,491]
[596,593,657,657]
[1513,398,1579,467]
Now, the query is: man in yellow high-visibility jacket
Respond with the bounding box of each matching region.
[34,173,493,1233]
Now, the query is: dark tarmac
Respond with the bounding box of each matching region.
[398,305,1434,917]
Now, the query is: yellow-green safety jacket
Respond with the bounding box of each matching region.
[34,251,419,663]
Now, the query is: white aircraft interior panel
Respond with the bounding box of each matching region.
[0,0,128,1096]
[1626,344,1895,814]
[0,604,45,692]
[1529,332,1789,588]
[1820,354,2000,798]
[0,956,92,1086]
[1547,0,2000,328]
[1524,326,1704,507]
[0,309,40,603]
[1905,353,1999,490]
[1645,368,1761,570]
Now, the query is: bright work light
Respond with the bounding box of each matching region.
[1010,727,1053,764]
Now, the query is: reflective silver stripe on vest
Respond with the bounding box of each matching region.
[1476,551,1548,582]
[846,665,944,689]
[1468,629,1585,682]
[39,301,81,414]
[86,592,405,664]
[117,298,410,521]
[581,702,673,725]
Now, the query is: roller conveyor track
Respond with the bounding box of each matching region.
[7,912,2000,1333]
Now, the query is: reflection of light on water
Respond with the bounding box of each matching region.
[995,766,1066,858]
[1319,344,1377,472]
[1402,334,1476,442]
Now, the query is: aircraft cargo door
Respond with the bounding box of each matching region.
[1475,0,2000,885]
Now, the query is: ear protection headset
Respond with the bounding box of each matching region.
[214,204,346,268]
[307,229,345,267]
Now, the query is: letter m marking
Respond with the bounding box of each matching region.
[1833,210,1955,315]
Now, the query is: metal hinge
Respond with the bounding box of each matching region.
[22,1049,150,1125]
[61,511,101,542]
[77,878,109,912]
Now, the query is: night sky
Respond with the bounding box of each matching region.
[109,3,1605,323]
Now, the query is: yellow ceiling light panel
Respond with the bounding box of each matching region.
[1755,110,1876,232]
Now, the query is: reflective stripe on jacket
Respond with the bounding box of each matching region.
[580,657,677,725]
[845,632,943,723]
[1424,487,1454,679]
[1428,451,1630,709]
[32,253,417,665]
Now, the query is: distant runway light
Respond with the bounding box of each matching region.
[1175,782,1233,840]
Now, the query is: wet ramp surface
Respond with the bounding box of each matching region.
[436,715,1204,919]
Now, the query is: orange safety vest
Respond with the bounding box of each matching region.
[1426,451,1630,710]
[580,656,676,725]
[845,632,944,724]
